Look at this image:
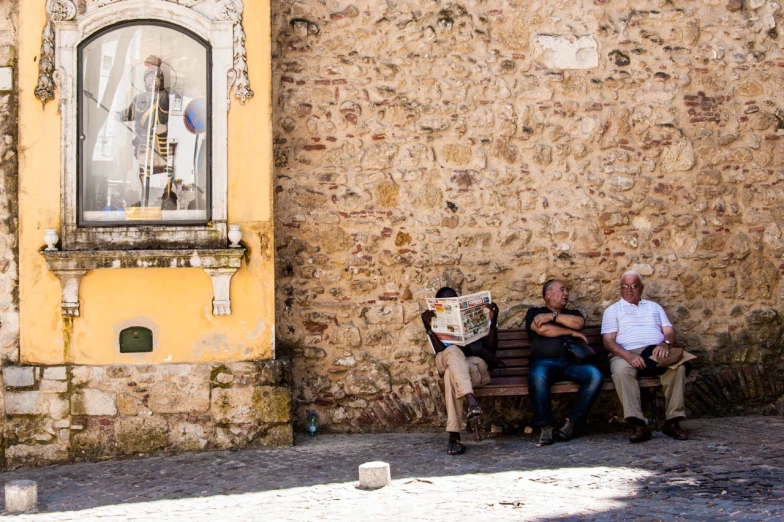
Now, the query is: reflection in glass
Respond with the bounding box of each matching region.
[79,23,210,225]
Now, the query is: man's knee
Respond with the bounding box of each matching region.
[467,358,490,387]
[586,365,604,387]
[529,369,550,390]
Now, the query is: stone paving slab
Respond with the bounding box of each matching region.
[1,416,783,520]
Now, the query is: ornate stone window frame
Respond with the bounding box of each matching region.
[36,0,254,316]
[51,1,243,250]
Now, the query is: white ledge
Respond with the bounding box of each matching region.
[41,248,245,317]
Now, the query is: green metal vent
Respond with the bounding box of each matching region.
[119,327,153,353]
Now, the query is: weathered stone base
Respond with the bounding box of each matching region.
[2,360,292,469]
[295,362,784,434]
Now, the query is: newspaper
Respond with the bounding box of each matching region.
[426,291,491,348]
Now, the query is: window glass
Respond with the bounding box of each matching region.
[79,23,210,225]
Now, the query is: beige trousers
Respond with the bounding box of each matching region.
[435,345,491,433]
[610,347,687,422]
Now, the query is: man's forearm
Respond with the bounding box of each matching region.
[603,337,630,359]
[536,324,581,338]
[483,323,498,351]
[426,329,447,353]
[555,314,584,330]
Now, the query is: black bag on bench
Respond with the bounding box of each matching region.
[564,339,596,364]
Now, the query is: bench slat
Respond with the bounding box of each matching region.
[496,348,530,358]
[490,367,529,377]
[475,376,664,397]
[497,358,530,367]
[498,340,530,349]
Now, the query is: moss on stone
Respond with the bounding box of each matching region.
[4,416,51,446]
[210,364,233,388]
[251,386,291,423]
[116,417,168,455]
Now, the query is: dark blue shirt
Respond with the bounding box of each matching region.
[525,306,584,359]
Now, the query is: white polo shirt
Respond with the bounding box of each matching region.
[601,299,672,351]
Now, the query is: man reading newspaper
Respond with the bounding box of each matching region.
[421,287,500,455]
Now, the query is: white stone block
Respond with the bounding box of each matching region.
[71,389,117,416]
[0,67,12,92]
[4,480,37,513]
[48,396,71,420]
[3,367,35,388]
[160,364,192,376]
[358,461,391,489]
[149,381,210,414]
[40,380,68,393]
[5,392,43,415]
[533,34,598,70]
[43,366,67,381]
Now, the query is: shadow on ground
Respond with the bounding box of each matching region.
[0,416,782,519]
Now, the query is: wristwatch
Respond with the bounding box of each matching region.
[552,311,558,319]
[663,340,671,346]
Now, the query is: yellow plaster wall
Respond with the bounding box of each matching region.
[18,2,275,365]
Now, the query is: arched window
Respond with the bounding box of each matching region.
[46,1,240,251]
[78,22,211,226]
[39,1,252,315]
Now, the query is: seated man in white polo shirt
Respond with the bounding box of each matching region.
[601,271,688,443]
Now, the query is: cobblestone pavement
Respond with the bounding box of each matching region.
[1,415,783,521]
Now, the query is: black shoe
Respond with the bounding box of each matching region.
[662,421,688,440]
[629,424,652,443]
[538,425,554,445]
[558,418,576,441]
[447,439,466,455]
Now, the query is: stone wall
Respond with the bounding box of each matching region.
[0,0,18,366]
[0,0,20,465]
[2,361,292,468]
[272,0,784,431]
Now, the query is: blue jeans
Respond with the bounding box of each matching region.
[529,356,603,427]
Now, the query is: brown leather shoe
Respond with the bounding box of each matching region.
[662,421,689,440]
[629,424,652,443]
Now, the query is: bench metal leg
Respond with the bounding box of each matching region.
[642,387,663,431]
[654,390,665,430]
[469,416,481,442]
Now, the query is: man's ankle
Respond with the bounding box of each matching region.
[538,425,555,445]
[559,418,576,441]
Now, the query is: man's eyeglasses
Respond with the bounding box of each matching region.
[620,284,641,290]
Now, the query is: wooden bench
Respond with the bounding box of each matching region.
[473,326,664,428]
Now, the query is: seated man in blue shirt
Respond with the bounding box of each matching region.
[601,270,688,443]
[526,279,603,445]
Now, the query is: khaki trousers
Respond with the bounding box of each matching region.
[435,345,491,433]
[610,347,687,422]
